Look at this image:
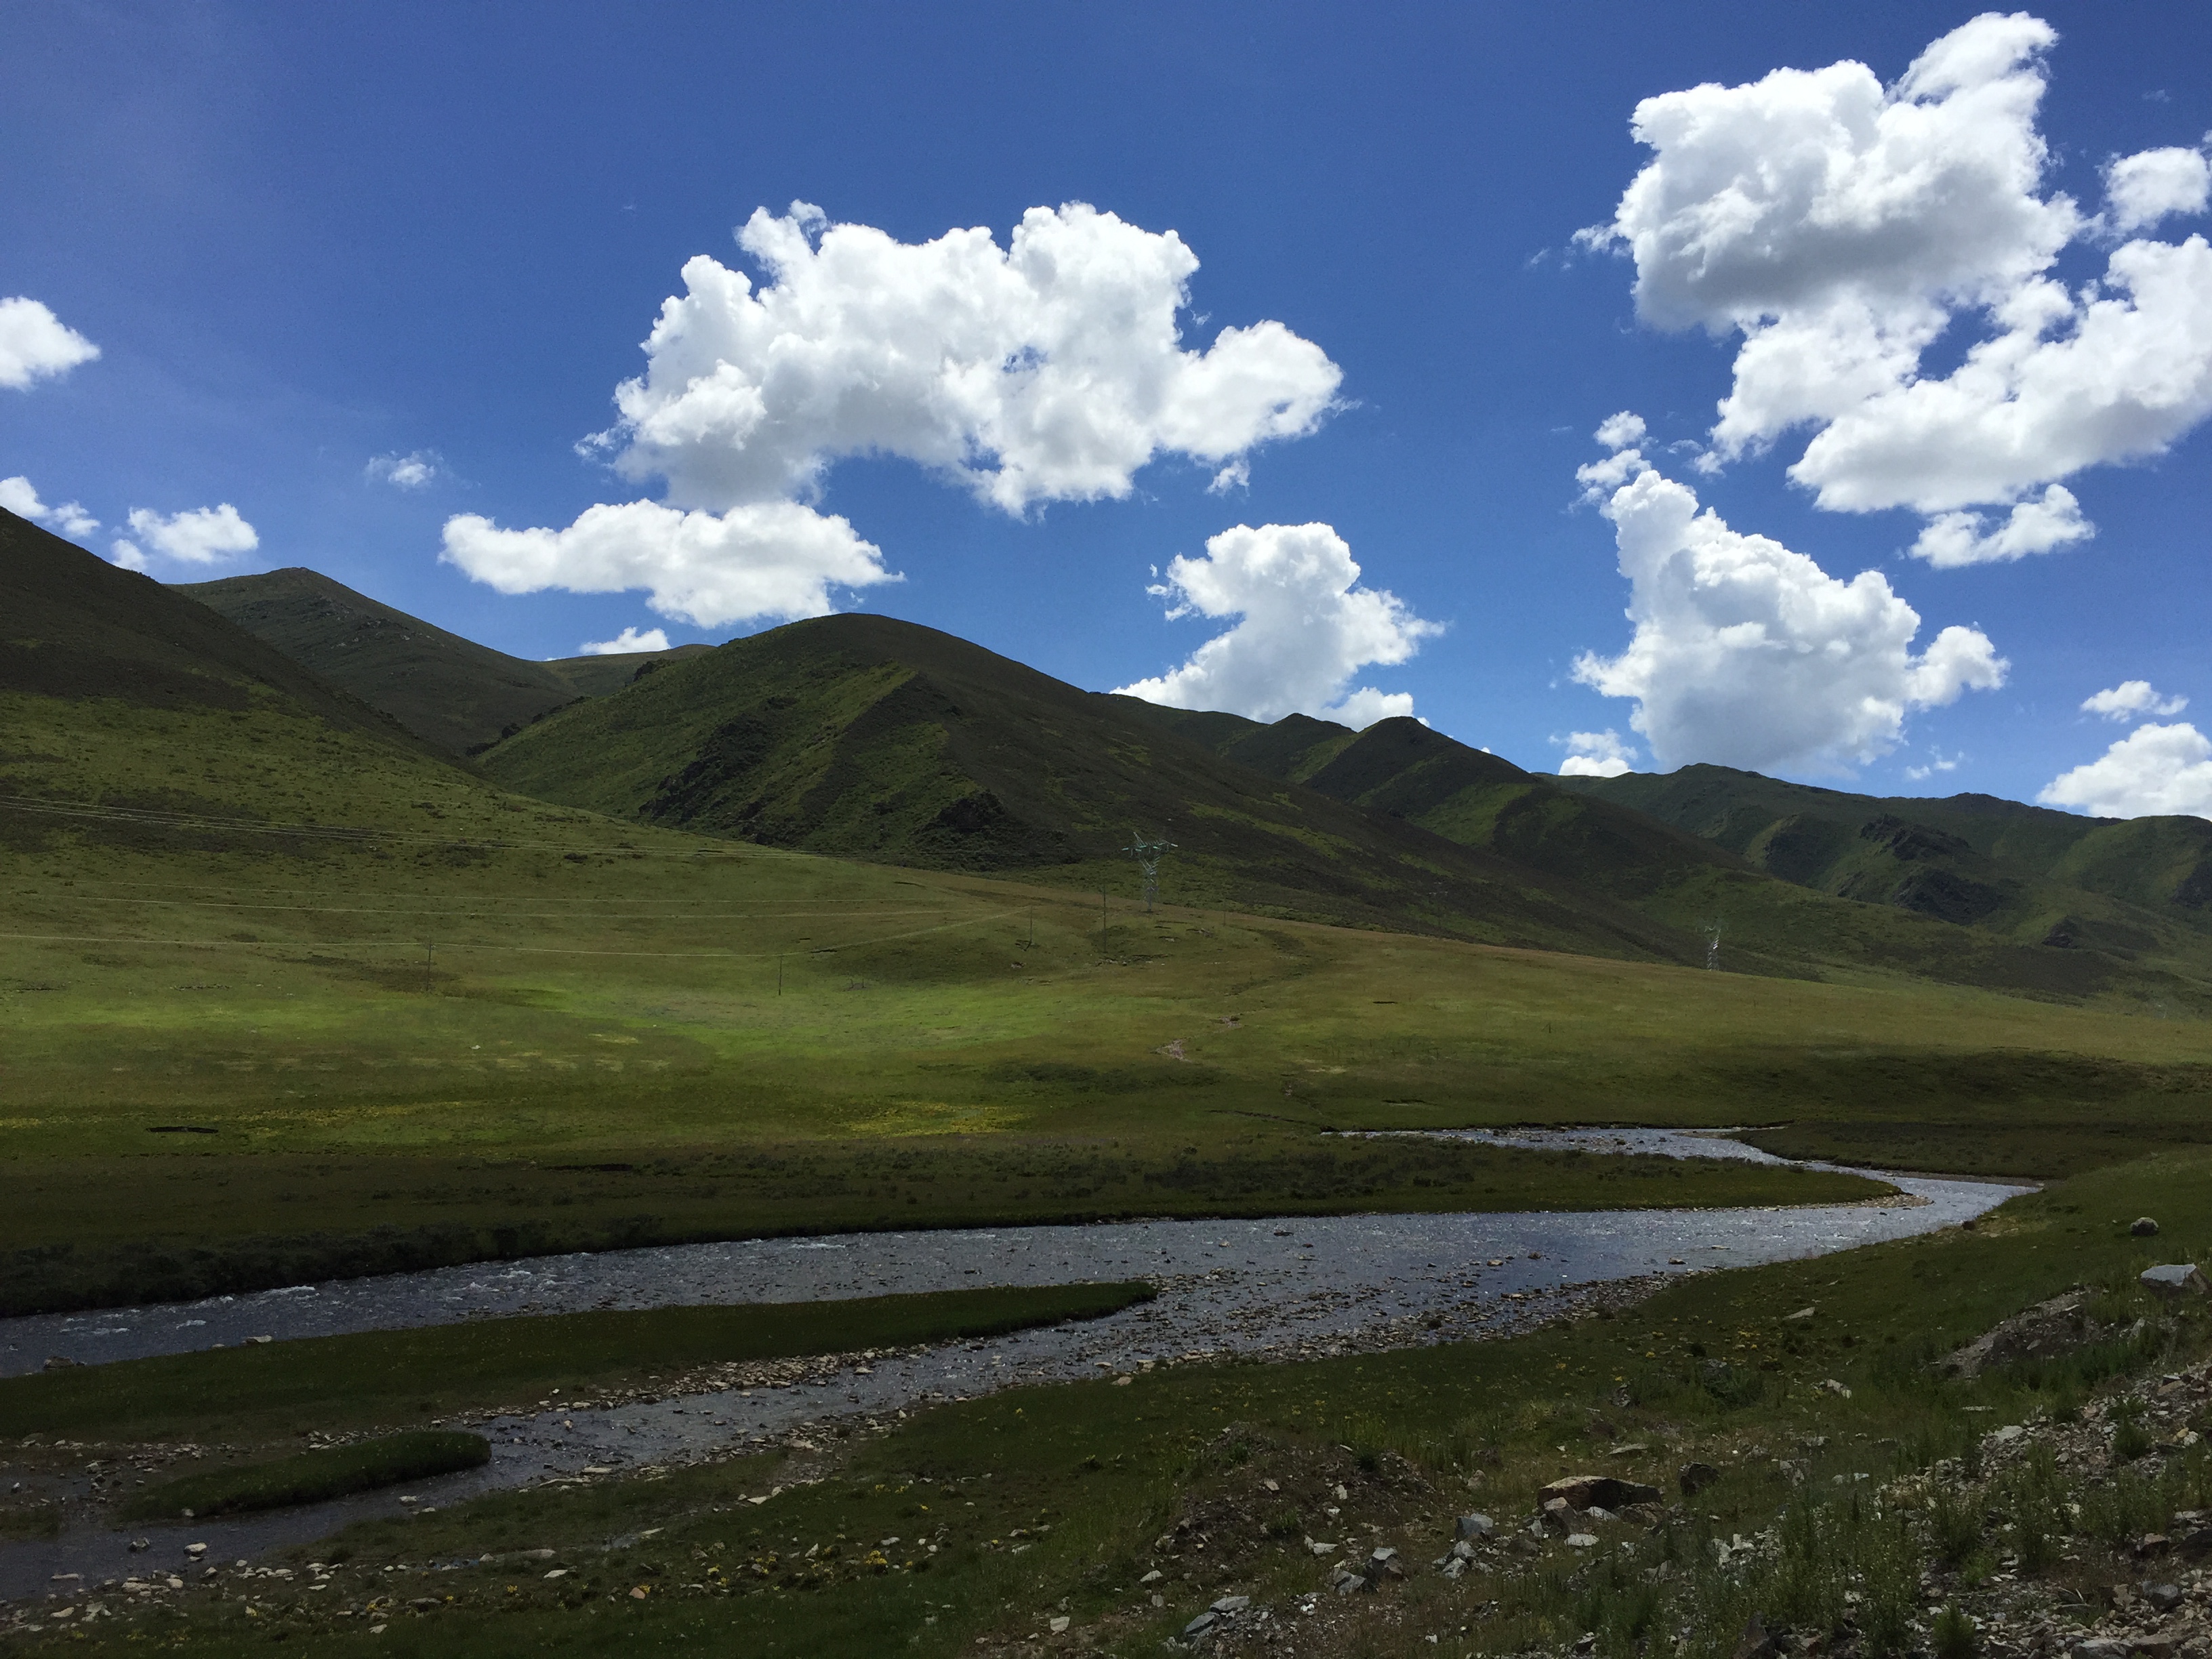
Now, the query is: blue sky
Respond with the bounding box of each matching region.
[4,1,2209,813]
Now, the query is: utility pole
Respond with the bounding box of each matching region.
[1122,832,1176,914]
[1702,918,1723,972]
[1100,890,1107,954]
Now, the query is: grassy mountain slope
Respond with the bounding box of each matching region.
[1130,700,2212,1009]
[478,613,1721,964]
[1557,764,2212,959]
[178,566,709,755]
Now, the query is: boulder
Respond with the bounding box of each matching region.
[1538,1475,1663,1512]
[2140,1264,2208,1300]
[1732,1614,1780,1659]
[1454,1512,1494,1541]
[2131,1216,2160,1237]
[1940,1288,2113,1377]
[1678,1462,1721,1496]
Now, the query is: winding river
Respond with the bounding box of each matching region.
[0,1130,2029,1600]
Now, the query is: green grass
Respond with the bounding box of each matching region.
[2,1283,1157,1442]
[125,1431,490,1521]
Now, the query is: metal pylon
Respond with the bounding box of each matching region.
[1123,833,1176,912]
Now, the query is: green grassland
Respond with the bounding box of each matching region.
[30,1151,2211,1656]
[5,678,2212,1311]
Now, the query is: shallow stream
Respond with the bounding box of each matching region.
[1,1130,2029,1600]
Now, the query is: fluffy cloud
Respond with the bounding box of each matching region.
[2040,722,2212,818]
[1910,483,2091,568]
[113,504,258,568]
[579,626,672,655]
[603,201,1341,514]
[1584,16,2212,558]
[1572,436,2005,773]
[367,451,443,489]
[452,202,1339,626]
[2081,679,2188,720]
[1113,523,1439,727]
[0,475,99,538]
[1558,729,1639,778]
[442,499,894,628]
[2105,146,2211,235]
[0,297,100,390]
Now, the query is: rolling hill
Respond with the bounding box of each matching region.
[178,566,710,756]
[1120,701,2212,1008]
[472,611,1728,964]
[1556,764,2212,958]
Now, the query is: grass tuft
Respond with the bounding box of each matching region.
[126,1429,488,1520]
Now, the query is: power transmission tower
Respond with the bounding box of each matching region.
[1123,832,1176,913]
[1702,918,1723,972]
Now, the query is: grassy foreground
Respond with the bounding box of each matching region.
[20,1151,2209,1656]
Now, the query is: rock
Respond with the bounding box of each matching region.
[2069,1641,2128,1659]
[2179,1525,2212,1558]
[2128,1639,2178,1659]
[2140,1264,2209,1300]
[1539,1498,1576,1534]
[1210,1597,1249,1614]
[1730,1612,1780,1659]
[1538,1475,1664,1511]
[1818,1378,1852,1397]
[1141,1569,1165,1583]
[2131,1216,2160,1236]
[1565,1533,1598,1548]
[1441,1557,1467,1580]
[184,1544,207,1557]
[1584,1505,1616,1523]
[41,1355,79,1370]
[1181,1610,1218,1637]
[1784,1307,1816,1322]
[1048,1615,1069,1634]
[1679,1462,1721,1496]
[2144,1581,2182,1611]
[1939,1288,2110,1378]
[1304,1541,1334,1558]
[1455,1512,1494,1540]
[1331,1568,1366,1595]
[1508,1534,1542,1557]
[127,1538,150,1553]
[1450,1540,1475,1562]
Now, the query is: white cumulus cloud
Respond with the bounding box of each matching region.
[442,499,895,629]
[2081,679,2188,720]
[367,451,443,489]
[1583,14,2212,560]
[578,626,672,655]
[1571,442,2006,773]
[0,297,100,390]
[119,504,258,566]
[0,475,99,538]
[1113,523,1439,727]
[2104,145,2211,235]
[2040,722,2212,819]
[1558,729,1639,778]
[1910,483,2091,568]
[452,201,1339,628]
[603,201,1341,514]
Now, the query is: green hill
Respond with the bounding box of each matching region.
[1556,764,2212,959]
[177,566,710,756]
[476,612,1722,964]
[1125,703,2212,1010]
